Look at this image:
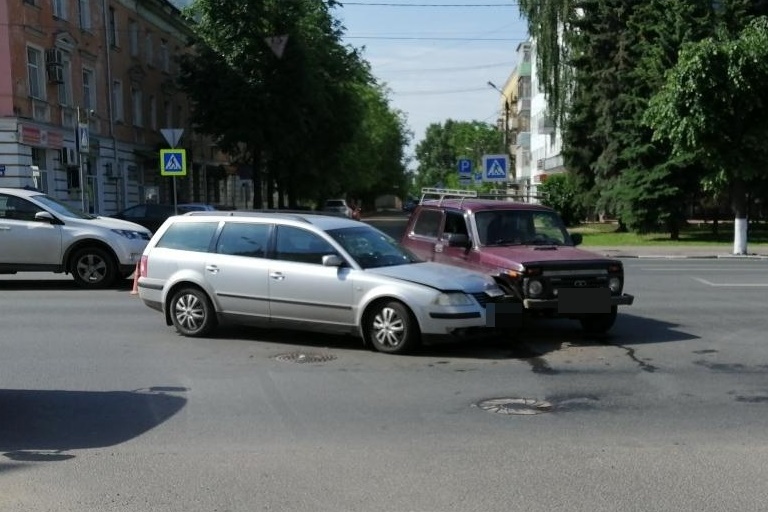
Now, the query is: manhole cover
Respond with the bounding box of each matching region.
[475,397,553,415]
[274,352,337,364]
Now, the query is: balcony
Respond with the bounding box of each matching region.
[542,154,564,171]
[537,115,555,134]
[517,98,530,115]
[515,131,531,148]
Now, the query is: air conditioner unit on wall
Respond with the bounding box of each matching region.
[61,147,77,166]
[45,48,64,84]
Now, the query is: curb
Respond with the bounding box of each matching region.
[595,253,768,260]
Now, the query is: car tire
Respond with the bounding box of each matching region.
[579,306,618,334]
[70,247,118,289]
[365,300,420,354]
[169,287,216,337]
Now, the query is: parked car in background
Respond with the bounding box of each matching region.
[321,199,353,218]
[0,187,151,288]
[110,203,220,233]
[402,197,418,212]
[401,188,634,334]
[136,211,505,354]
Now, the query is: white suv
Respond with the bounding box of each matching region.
[0,187,152,288]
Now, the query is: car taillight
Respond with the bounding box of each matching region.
[139,255,148,277]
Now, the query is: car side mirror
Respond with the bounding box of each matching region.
[322,254,344,267]
[34,211,56,223]
[570,233,583,246]
[446,233,471,248]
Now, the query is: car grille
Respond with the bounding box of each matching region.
[550,276,607,289]
[471,292,491,308]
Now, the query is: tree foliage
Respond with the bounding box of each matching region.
[176,0,409,207]
[645,15,768,248]
[538,173,584,226]
[413,120,504,192]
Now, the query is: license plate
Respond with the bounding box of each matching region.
[557,288,611,314]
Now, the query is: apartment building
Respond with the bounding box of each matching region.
[498,39,565,201]
[0,0,229,213]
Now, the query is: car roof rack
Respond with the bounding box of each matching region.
[420,187,477,207]
[183,210,314,223]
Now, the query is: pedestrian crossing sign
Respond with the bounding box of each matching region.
[160,149,187,176]
[482,154,509,182]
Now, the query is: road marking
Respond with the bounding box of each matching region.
[636,267,762,271]
[692,277,768,287]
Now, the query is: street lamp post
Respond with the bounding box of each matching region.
[487,81,510,152]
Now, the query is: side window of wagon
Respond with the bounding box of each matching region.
[216,222,270,258]
[412,209,443,238]
[275,225,337,265]
[155,222,219,252]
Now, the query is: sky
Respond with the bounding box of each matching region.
[332,1,530,164]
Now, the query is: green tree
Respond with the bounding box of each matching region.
[553,0,711,237]
[538,173,584,226]
[645,17,768,254]
[414,120,503,191]
[177,0,373,208]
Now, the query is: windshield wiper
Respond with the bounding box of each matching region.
[488,238,522,246]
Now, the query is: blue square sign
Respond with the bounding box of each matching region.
[160,149,187,176]
[458,158,473,177]
[482,154,509,182]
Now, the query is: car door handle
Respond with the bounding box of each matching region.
[0,226,10,231]
[205,265,220,274]
[269,272,285,281]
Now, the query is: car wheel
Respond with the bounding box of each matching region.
[579,306,618,334]
[169,287,216,337]
[365,300,420,354]
[71,247,118,289]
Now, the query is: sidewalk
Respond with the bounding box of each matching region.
[585,245,768,259]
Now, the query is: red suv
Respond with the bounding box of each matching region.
[400,189,634,333]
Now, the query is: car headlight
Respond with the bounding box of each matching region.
[111,229,146,240]
[527,279,544,298]
[608,276,622,294]
[435,292,473,306]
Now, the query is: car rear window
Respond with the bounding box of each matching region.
[155,222,219,252]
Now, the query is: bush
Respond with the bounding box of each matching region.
[538,173,585,227]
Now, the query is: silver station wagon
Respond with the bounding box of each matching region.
[136,211,504,354]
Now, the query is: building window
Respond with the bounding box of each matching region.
[129,20,139,56]
[108,7,118,47]
[78,0,90,29]
[58,51,73,106]
[112,80,124,121]
[27,47,45,99]
[53,0,68,19]
[149,95,157,130]
[145,33,153,66]
[131,88,143,127]
[160,39,169,72]
[82,67,95,111]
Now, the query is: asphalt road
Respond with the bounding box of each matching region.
[2,254,768,510]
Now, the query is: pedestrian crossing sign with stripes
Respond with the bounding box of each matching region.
[160,149,187,176]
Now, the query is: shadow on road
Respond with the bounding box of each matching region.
[0,388,186,462]
[0,277,134,292]
[213,311,696,361]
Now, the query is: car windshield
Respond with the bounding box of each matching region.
[476,209,571,246]
[32,193,95,219]
[328,226,421,269]
[325,200,345,207]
